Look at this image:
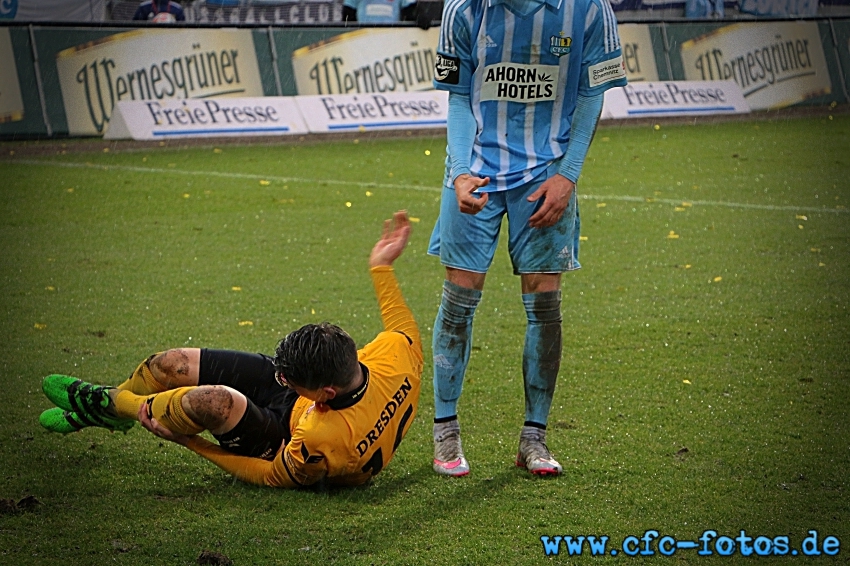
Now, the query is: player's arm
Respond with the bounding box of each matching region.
[139,407,305,488]
[529,0,624,229]
[528,94,602,228]
[184,437,290,486]
[368,211,422,357]
[449,94,490,214]
[184,436,328,489]
[556,93,604,184]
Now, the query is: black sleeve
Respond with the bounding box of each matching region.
[342,5,357,22]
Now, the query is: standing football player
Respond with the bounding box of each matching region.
[428,0,627,477]
[40,212,422,489]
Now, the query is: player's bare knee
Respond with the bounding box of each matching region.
[150,349,198,388]
[183,386,234,431]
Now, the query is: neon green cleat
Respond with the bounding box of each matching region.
[39,407,87,434]
[41,375,134,433]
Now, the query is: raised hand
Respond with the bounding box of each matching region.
[369,210,412,268]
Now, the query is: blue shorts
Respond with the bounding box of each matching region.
[427,163,581,274]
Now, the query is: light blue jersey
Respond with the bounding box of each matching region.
[344,0,416,22]
[434,0,626,191]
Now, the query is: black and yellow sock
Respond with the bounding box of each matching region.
[112,387,204,435]
[116,354,167,395]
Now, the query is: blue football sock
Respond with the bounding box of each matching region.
[433,280,482,420]
[522,290,562,426]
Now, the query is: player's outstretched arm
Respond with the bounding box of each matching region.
[369,210,411,268]
[139,405,300,487]
[368,211,422,356]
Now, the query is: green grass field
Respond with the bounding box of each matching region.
[1,115,848,565]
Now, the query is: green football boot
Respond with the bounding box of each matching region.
[39,407,89,434]
[41,375,134,433]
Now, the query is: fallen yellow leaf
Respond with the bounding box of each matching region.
[683,379,691,385]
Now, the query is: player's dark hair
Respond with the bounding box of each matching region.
[273,322,359,390]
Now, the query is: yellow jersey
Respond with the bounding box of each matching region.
[185,266,423,488]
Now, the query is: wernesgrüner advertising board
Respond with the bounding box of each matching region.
[56,28,265,136]
[0,28,24,124]
[679,22,831,110]
[291,28,441,95]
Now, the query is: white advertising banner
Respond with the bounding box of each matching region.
[3,0,106,22]
[0,28,24,123]
[679,22,831,110]
[296,91,447,133]
[104,97,308,140]
[618,24,660,83]
[56,29,265,136]
[291,28,441,95]
[601,80,749,119]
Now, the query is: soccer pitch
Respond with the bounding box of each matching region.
[1,114,848,564]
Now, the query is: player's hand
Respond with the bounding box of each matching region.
[527,174,574,228]
[369,210,412,267]
[454,174,490,215]
[138,402,192,446]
